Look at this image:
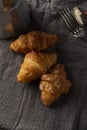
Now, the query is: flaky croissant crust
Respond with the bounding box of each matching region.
[40,64,72,106]
[17,51,57,83]
[10,31,58,54]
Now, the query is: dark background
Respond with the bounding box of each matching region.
[0,0,87,130]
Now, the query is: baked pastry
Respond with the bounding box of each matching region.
[10,31,58,54]
[17,51,57,83]
[39,64,72,106]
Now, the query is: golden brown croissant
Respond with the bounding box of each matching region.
[17,51,57,83]
[39,64,72,106]
[10,31,58,54]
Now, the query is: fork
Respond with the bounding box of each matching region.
[59,7,87,42]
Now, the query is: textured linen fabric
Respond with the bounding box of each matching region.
[0,0,87,130]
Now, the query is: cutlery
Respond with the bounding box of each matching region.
[59,7,87,42]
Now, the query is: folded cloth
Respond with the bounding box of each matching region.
[0,0,87,130]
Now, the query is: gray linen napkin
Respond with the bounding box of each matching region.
[0,0,87,130]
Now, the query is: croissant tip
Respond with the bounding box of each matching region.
[17,75,23,83]
[41,94,52,106]
[10,43,14,50]
[10,41,21,53]
[10,41,18,52]
[17,78,22,83]
[41,98,50,106]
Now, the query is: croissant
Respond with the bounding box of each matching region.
[17,51,57,83]
[39,64,72,106]
[10,31,58,54]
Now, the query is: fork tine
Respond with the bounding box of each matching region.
[59,7,82,33]
[59,9,73,31]
[62,8,72,25]
[65,8,79,26]
[63,7,82,33]
[59,7,87,42]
